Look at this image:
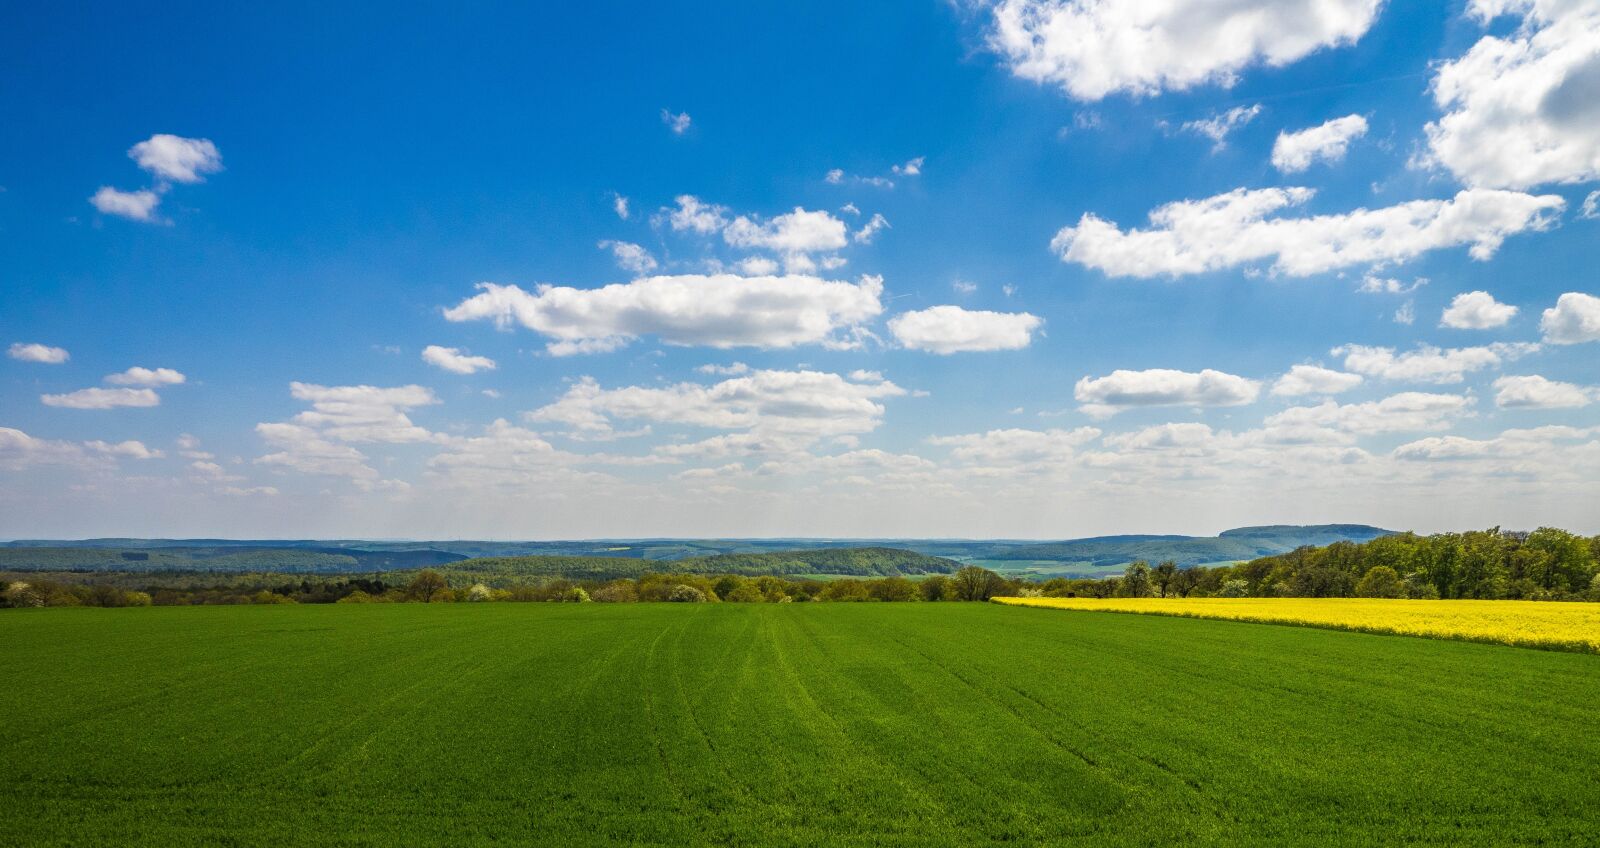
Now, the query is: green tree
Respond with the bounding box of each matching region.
[1153,561,1178,597]
[1119,561,1153,598]
[950,566,1006,601]
[406,570,450,603]
[1355,566,1405,598]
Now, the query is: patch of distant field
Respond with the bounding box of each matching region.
[966,559,1124,578]
[995,596,1600,653]
[3,604,1599,846]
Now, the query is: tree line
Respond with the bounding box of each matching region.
[6,527,1598,608]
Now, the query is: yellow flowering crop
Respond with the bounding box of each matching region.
[992,596,1600,653]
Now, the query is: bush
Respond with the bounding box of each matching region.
[1219,579,1250,598]
[564,586,592,603]
[667,584,707,603]
[1356,566,1406,598]
[466,583,495,602]
[591,580,639,603]
[337,590,375,604]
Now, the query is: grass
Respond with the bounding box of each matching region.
[993,596,1600,652]
[2,603,1598,846]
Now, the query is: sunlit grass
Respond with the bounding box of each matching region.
[993,596,1600,652]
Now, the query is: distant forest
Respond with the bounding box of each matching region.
[4,527,1597,608]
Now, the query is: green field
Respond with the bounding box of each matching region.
[3,604,1597,846]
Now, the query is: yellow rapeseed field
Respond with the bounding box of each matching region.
[992,596,1600,653]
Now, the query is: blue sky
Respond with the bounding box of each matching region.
[3,0,1598,539]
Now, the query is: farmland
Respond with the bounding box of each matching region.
[994,596,1600,652]
[4,604,1599,846]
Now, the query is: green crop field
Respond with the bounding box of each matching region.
[3,604,1598,846]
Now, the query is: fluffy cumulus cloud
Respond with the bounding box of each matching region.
[1424,0,1600,188]
[284,382,439,444]
[1540,292,1600,343]
[255,422,384,487]
[7,343,69,364]
[421,345,496,375]
[927,427,1100,468]
[443,274,884,355]
[1440,290,1518,329]
[526,369,906,444]
[1334,342,1538,384]
[104,366,186,386]
[661,109,691,135]
[1266,392,1473,434]
[1271,364,1364,397]
[723,207,849,256]
[129,134,222,184]
[1493,374,1595,408]
[1051,187,1564,278]
[1392,425,1597,464]
[1271,114,1368,172]
[1074,368,1260,418]
[1181,104,1261,149]
[597,240,658,274]
[39,387,161,409]
[89,187,161,222]
[0,427,161,470]
[663,195,727,234]
[987,0,1382,101]
[887,305,1042,354]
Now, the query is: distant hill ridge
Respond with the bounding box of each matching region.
[0,525,1394,575]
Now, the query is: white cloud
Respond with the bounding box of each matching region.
[1393,425,1596,463]
[661,109,692,135]
[526,369,906,443]
[1271,364,1364,397]
[852,213,890,244]
[952,280,979,295]
[597,240,658,274]
[1074,368,1260,418]
[825,168,845,184]
[928,427,1100,467]
[85,440,162,460]
[422,345,496,375]
[1266,392,1473,434]
[696,362,751,376]
[1181,105,1261,149]
[1394,301,1417,325]
[1051,187,1564,278]
[443,274,884,354]
[1423,0,1600,188]
[7,343,69,364]
[1271,114,1368,172]
[1540,291,1600,343]
[129,134,222,184]
[9,434,159,471]
[1582,190,1600,219]
[891,156,924,176]
[40,387,160,409]
[888,305,1042,354]
[724,207,849,255]
[1359,274,1427,294]
[1440,290,1518,329]
[255,422,382,485]
[285,382,440,443]
[105,366,186,387]
[1334,342,1538,384]
[613,193,630,220]
[737,256,780,275]
[987,0,1382,101]
[90,187,161,222]
[1493,374,1595,408]
[663,195,728,234]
